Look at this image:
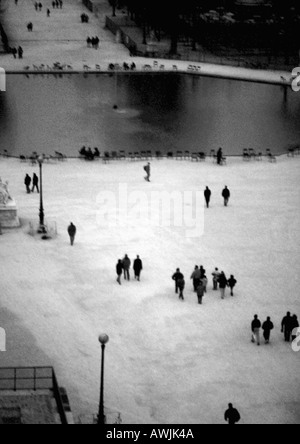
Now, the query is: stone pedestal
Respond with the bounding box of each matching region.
[0,200,20,228]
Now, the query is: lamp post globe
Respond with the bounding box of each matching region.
[98,334,109,345]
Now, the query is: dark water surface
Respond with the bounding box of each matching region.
[0,73,299,157]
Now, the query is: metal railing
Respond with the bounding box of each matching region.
[0,367,68,424]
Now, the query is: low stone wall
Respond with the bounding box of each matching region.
[0,200,20,228]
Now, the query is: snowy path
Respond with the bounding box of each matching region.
[0,157,299,424]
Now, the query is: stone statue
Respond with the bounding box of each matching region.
[0,178,12,206]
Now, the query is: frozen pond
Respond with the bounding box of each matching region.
[0,73,299,157]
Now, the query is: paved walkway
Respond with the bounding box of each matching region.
[0,0,293,86]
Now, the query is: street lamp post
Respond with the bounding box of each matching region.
[98,334,109,425]
[37,155,45,231]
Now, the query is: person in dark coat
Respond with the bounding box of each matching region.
[204,186,211,208]
[190,266,201,292]
[122,255,131,281]
[262,317,274,344]
[67,223,76,246]
[31,173,39,193]
[197,281,205,305]
[172,268,184,294]
[27,22,33,32]
[199,265,206,279]
[133,255,143,281]
[12,47,17,59]
[217,147,223,165]
[218,272,228,299]
[24,174,31,193]
[225,404,241,425]
[177,276,185,301]
[144,163,151,182]
[281,312,293,342]
[227,275,237,296]
[87,37,92,48]
[18,46,23,59]
[291,315,299,342]
[94,147,100,158]
[47,8,51,17]
[251,315,261,346]
[116,259,123,285]
[222,186,230,207]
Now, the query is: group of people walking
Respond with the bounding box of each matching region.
[52,0,63,9]
[11,46,23,59]
[251,312,299,346]
[79,147,100,160]
[24,174,39,194]
[116,255,143,284]
[172,266,237,304]
[87,36,100,49]
[204,186,230,208]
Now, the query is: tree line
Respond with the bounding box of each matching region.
[108,0,300,58]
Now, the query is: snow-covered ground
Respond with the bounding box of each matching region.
[0,156,300,424]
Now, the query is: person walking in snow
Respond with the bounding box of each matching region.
[190,266,201,292]
[133,255,143,281]
[24,174,31,194]
[217,147,223,165]
[218,272,228,299]
[225,404,241,425]
[281,312,293,342]
[251,315,261,346]
[18,46,23,59]
[67,222,76,246]
[47,8,51,17]
[116,259,123,285]
[227,275,237,296]
[122,254,131,281]
[291,315,299,342]
[262,317,274,344]
[204,186,211,208]
[172,268,184,294]
[144,162,151,182]
[31,173,39,193]
[199,265,206,279]
[177,276,185,301]
[201,275,208,293]
[222,186,230,207]
[197,281,205,305]
[212,268,220,290]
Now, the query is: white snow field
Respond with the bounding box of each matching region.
[0,156,299,424]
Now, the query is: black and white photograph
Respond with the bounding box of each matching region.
[0,0,299,427]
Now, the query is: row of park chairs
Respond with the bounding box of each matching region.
[243,148,276,162]
[19,152,67,164]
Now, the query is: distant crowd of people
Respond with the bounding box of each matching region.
[79,147,100,160]
[251,313,299,346]
[87,36,100,49]
[81,13,89,23]
[172,266,237,304]
[10,46,23,59]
